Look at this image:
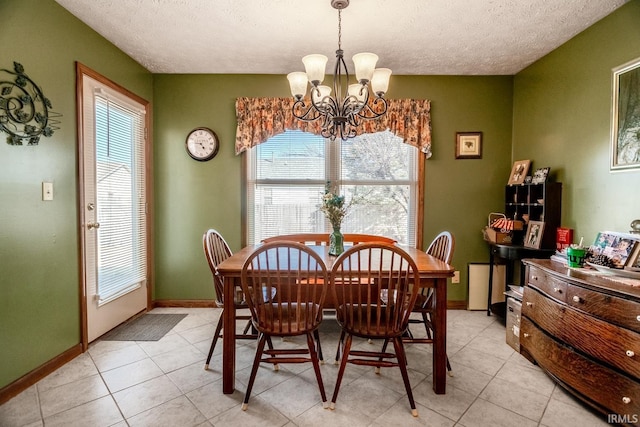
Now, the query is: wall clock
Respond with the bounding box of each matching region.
[185,127,219,161]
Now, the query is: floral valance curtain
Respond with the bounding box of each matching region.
[235,97,432,157]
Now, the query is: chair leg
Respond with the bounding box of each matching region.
[313,329,324,364]
[242,333,268,411]
[265,336,279,371]
[242,319,252,335]
[422,312,432,339]
[392,336,418,417]
[204,310,224,370]
[306,332,328,408]
[334,330,346,365]
[330,333,352,410]
[426,313,451,374]
[376,338,391,373]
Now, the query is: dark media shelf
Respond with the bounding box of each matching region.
[504,182,562,249]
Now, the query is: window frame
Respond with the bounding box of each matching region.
[242,131,425,249]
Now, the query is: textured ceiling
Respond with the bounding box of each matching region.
[54,0,628,75]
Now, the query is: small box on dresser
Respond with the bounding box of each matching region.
[520,259,640,425]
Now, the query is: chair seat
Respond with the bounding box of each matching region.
[256,303,322,335]
[336,304,405,338]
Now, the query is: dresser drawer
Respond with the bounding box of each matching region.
[523,287,640,379]
[527,266,567,302]
[521,317,640,416]
[567,284,640,334]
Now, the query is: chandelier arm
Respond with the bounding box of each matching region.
[291,99,322,122]
[355,97,388,120]
[334,50,349,106]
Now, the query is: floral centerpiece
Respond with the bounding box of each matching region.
[320,184,349,255]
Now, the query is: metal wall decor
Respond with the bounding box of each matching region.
[0,62,61,145]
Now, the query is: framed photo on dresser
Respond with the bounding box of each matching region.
[524,220,545,249]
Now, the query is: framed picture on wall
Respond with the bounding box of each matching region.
[610,56,640,172]
[455,132,482,159]
[524,220,545,249]
[507,159,531,185]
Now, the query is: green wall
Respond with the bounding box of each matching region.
[152,74,513,302]
[0,0,153,388]
[2,0,638,394]
[513,0,640,243]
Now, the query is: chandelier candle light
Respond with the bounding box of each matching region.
[287,0,391,141]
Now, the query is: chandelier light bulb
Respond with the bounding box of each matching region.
[302,54,328,85]
[287,72,308,99]
[352,53,378,83]
[371,68,392,96]
[347,83,366,104]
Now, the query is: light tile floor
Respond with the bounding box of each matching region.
[0,308,610,427]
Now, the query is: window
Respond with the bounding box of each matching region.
[82,75,148,305]
[94,94,147,303]
[246,130,419,246]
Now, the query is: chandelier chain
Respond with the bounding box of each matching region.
[338,10,342,51]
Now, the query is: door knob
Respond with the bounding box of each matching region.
[87,222,100,229]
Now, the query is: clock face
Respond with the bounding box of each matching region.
[186,128,219,161]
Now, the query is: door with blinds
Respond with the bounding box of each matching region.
[78,65,150,343]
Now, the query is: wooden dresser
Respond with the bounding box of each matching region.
[521,259,640,423]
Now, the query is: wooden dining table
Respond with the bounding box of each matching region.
[216,243,454,395]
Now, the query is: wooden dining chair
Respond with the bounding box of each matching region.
[202,229,258,370]
[329,243,421,417]
[260,233,397,361]
[261,233,396,246]
[404,231,455,373]
[240,241,329,410]
[262,233,329,245]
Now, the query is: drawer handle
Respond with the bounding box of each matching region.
[526,302,533,307]
[523,333,530,338]
[553,287,562,293]
[637,315,640,322]
[572,296,581,303]
[626,350,635,357]
[532,275,538,280]
[623,396,631,404]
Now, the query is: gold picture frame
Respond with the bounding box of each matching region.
[507,159,531,185]
[455,132,482,159]
[610,56,640,172]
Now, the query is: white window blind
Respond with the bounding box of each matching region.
[93,90,147,303]
[246,130,417,246]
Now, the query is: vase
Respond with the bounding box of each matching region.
[329,226,344,256]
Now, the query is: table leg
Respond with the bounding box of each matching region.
[487,249,494,316]
[222,277,236,394]
[433,277,447,394]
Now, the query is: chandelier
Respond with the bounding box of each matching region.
[287,0,391,141]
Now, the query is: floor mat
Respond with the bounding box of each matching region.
[100,313,187,341]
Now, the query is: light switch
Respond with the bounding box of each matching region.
[42,182,53,201]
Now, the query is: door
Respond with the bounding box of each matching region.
[77,64,151,344]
